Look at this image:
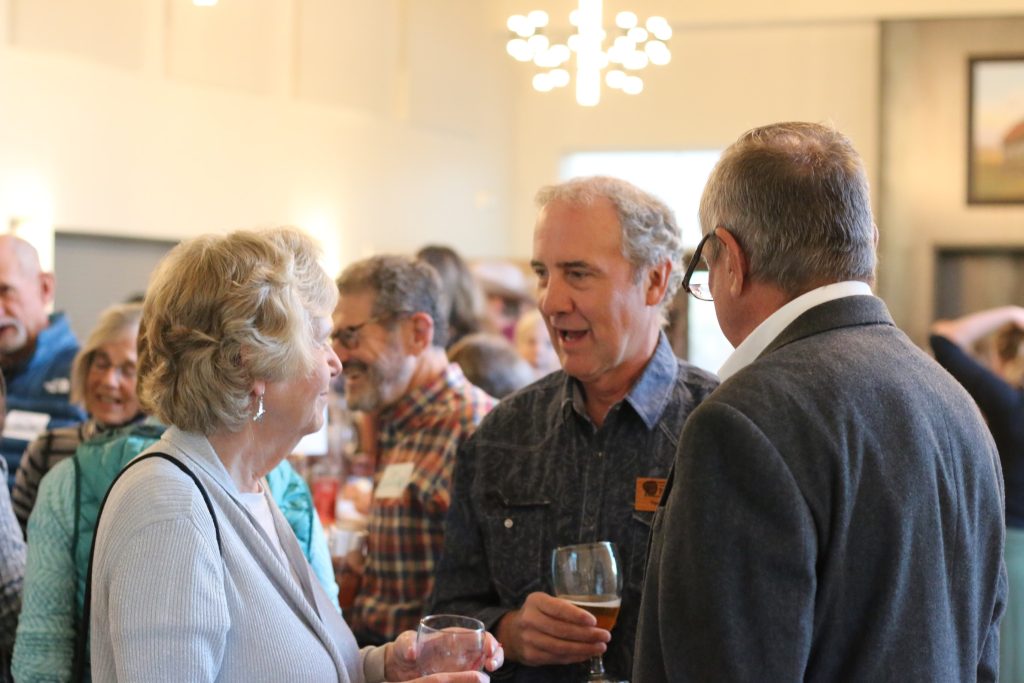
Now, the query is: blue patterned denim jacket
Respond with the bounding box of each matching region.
[430,333,719,682]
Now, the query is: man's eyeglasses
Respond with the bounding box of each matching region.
[331,316,386,350]
[331,312,411,350]
[681,230,716,302]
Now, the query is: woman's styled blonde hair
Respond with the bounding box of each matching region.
[137,227,337,435]
[70,302,144,406]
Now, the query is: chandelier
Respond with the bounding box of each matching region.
[506,1,672,107]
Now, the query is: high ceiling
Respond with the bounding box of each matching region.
[490,0,1024,31]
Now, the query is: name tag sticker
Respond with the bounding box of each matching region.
[374,462,414,500]
[635,478,667,512]
[3,410,51,443]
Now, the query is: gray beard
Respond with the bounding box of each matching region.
[342,356,413,413]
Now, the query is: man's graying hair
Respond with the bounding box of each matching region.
[336,255,448,348]
[535,176,683,307]
[699,121,877,296]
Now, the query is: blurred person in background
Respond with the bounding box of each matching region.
[11,303,146,534]
[333,255,494,646]
[0,236,84,489]
[447,333,535,400]
[932,306,1024,681]
[514,309,560,380]
[0,375,26,683]
[471,261,535,342]
[416,246,487,349]
[87,228,500,682]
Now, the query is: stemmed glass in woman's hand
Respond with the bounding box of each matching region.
[552,542,625,683]
[415,614,487,675]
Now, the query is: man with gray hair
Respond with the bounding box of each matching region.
[430,176,718,682]
[634,122,1006,681]
[0,236,83,490]
[331,255,494,645]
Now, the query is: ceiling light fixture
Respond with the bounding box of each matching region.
[506,1,671,106]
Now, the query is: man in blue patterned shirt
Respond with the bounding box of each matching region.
[430,176,719,682]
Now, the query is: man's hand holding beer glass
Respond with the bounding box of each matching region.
[495,591,612,666]
[497,540,623,679]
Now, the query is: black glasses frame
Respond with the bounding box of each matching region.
[331,311,413,350]
[682,230,716,301]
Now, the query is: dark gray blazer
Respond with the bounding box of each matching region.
[634,295,1007,682]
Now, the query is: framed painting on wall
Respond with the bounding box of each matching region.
[968,56,1024,204]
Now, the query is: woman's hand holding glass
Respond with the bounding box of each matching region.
[384,621,504,682]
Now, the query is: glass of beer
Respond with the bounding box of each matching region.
[551,541,624,682]
[415,614,486,675]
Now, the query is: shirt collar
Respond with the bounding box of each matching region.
[378,362,467,430]
[561,331,678,431]
[717,281,874,382]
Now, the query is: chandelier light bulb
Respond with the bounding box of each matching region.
[623,76,644,95]
[606,69,627,89]
[550,68,571,88]
[615,11,638,29]
[647,16,672,41]
[528,10,550,28]
[627,26,649,43]
[508,3,669,105]
[527,34,550,53]
[507,38,532,62]
[623,50,649,70]
[535,48,560,68]
[645,40,671,65]
[549,44,571,64]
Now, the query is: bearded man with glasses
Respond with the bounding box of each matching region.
[331,255,495,647]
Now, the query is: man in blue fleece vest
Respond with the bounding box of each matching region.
[0,236,84,489]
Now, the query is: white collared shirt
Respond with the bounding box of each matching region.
[717,281,874,382]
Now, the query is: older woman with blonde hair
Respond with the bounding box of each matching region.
[88,227,500,683]
[11,302,145,532]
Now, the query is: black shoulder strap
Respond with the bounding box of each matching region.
[71,452,223,682]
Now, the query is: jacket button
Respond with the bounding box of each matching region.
[504,518,514,529]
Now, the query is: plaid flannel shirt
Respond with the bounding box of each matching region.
[349,363,494,642]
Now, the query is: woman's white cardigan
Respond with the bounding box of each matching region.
[89,427,388,682]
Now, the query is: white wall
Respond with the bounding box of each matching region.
[2,0,1023,311]
[0,0,517,275]
[508,21,881,259]
[881,17,1024,343]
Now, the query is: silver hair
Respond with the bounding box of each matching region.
[138,227,337,435]
[336,255,448,348]
[699,121,877,296]
[535,176,683,308]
